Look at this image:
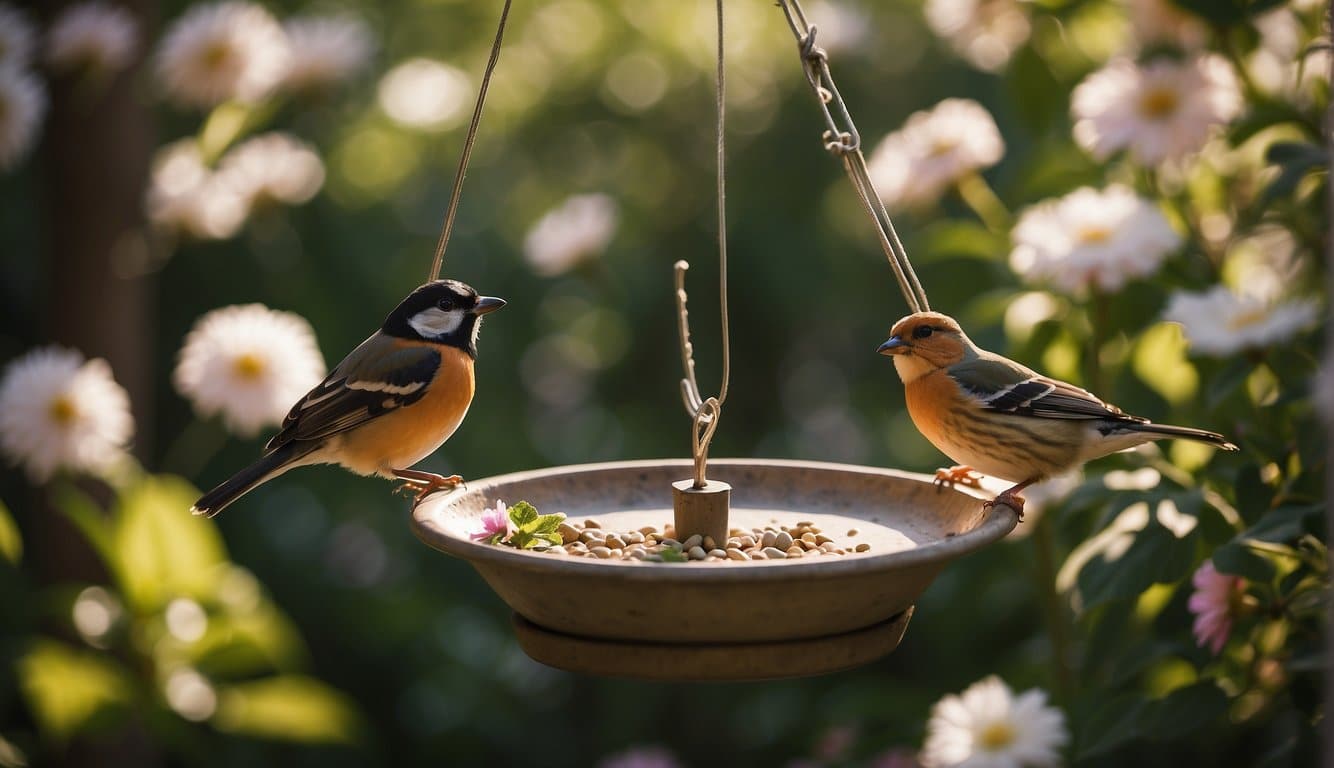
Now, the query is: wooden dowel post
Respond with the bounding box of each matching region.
[672,479,731,546]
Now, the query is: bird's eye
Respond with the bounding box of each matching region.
[436,298,455,311]
[912,325,934,339]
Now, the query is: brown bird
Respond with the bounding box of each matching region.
[877,311,1237,517]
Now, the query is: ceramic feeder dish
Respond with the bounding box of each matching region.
[412,458,1018,681]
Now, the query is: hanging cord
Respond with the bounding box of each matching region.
[776,0,931,314]
[675,0,732,489]
[427,0,513,282]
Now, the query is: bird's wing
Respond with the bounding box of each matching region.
[265,335,440,451]
[947,353,1142,423]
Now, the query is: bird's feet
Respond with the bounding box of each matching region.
[391,469,465,504]
[934,465,983,489]
[984,489,1026,522]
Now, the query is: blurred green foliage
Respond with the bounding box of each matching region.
[0,0,1328,765]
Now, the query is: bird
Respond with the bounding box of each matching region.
[877,311,1237,518]
[190,279,505,517]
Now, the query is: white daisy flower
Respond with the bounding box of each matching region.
[46,2,139,76]
[1163,286,1320,357]
[216,132,324,207]
[1071,55,1242,166]
[921,675,1068,768]
[0,347,133,483]
[145,139,249,239]
[524,194,619,277]
[154,1,290,109]
[376,58,471,130]
[0,66,46,170]
[866,98,1004,210]
[0,4,37,68]
[1009,185,1180,294]
[805,1,871,54]
[924,0,1031,72]
[1249,9,1331,100]
[174,304,326,437]
[281,14,374,92]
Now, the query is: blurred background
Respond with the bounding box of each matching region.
[0,0,1327,765]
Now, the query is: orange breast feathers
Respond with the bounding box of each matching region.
[903,368,961,453]
[337,345,477,477]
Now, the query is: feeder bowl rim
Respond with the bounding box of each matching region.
[411,457,1019,582]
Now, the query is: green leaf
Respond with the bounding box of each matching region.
[17,640,135,743]
[1228,100,1314,144]
[534,532,563,547]
[530,514,563,535]
[1259,141,1328,206]
[1205,357,1253,409]
[1076,509,1197,607]
[1265,140,1326,166]
[51,485,114,567]
[507,501,539,529]
[1140,681,1228,740]
[1170,0,1286,24]
[1242,504,1324,543]
[919,219,1007,263]
[0,498,20,566]
[214,676,361,745]
[1261,161,1326,207]
[1212,539,1276,580]
[1233,464,1275,522]
[1004,45,1065,135]
[192,603,307,677]
[111,475,228,612]
[1078,693,1147,758]
[1211,504,1324,580]
[1078,682,1227,758]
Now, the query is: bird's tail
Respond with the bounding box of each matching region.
[190,442,318,518]
[1132,422,1238,451]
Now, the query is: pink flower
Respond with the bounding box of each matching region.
[1188,561,1244,654]
[471,500,510,543]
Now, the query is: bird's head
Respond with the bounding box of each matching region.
[877,311,973,383]
[383,279,506,357]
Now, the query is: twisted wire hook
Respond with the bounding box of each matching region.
[777,0,931,314]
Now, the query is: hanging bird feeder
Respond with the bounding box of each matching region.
[411,0,1019,681]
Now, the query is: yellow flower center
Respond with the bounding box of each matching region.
[201,41,235,72]
[928,137,959,157]
[1138,88,1180,120]
[1226,307,1269,331]
[1077,226,1113,245]
[231,353,266,380]
[978,722,1016,751]
[48,395,78,426]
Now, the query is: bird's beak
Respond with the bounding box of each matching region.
[473,297,506,315]
[877,336,908,356]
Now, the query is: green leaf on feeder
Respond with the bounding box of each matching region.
[508,500,539,529]
[506,501,565,550]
